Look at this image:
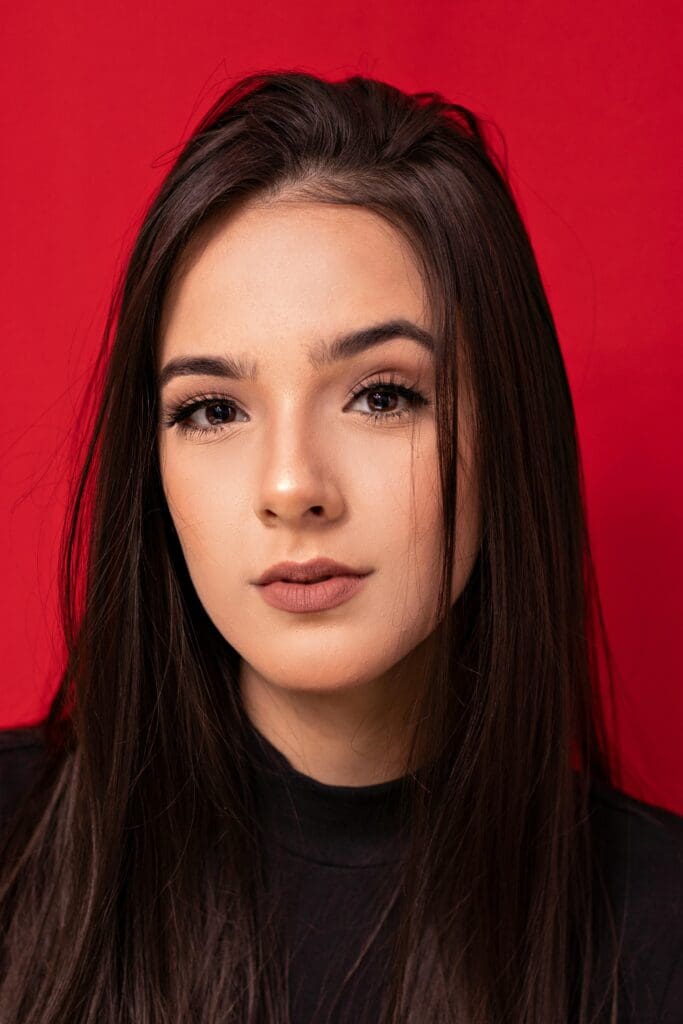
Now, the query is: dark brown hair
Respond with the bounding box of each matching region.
[0,69,625,1022]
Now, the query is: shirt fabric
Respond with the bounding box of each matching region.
[1,724,682,1023]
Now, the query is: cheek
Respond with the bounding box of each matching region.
[406,475,479,624]
[386,432,480,617]
[160,452,247,585]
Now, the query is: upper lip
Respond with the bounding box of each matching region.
[255,558,372,585]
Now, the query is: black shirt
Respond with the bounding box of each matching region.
[1,725,682,1023]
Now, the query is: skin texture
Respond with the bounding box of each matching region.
[157,198,481,786]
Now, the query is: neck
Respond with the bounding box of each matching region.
[237,645,432,787]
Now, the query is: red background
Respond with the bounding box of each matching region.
[1,2,681,812]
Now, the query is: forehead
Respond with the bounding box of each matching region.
[158,199,431,367]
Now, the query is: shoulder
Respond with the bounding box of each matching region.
[588,778,683,1022]
[589,777,683,911]
[0,726,48,831]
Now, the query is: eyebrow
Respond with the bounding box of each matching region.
[157,318,434,392]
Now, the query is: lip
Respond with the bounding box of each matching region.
[254,558,372,586]
[257,573,370,613]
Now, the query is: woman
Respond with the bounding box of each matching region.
[0,69,681,1023]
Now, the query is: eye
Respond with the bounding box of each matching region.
[348,379,429,423]
[161,375,430,439]
[188,399,239,426]
[161,394,247,439]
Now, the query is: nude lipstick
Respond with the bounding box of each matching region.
[253,558,372,613]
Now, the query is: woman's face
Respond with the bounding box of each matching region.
[157,199,480,709]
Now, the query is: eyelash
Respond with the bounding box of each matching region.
[162,375,430,439]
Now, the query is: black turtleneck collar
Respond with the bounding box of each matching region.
[244,718,411,868]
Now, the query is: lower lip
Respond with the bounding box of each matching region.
[257,574,370,613]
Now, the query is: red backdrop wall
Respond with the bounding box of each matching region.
[1,1,681,812]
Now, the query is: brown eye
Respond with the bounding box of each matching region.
[365,388,400,413]
[204,401,236,425]
[348,381,429,423]
[164,394,248,438]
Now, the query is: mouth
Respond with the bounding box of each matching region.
[285,575,333,584]
[255,559,372,587]
[256,572,371,613]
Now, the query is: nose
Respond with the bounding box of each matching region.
[254,413,345,527]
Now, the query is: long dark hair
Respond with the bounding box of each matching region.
[0,69,625,1022]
